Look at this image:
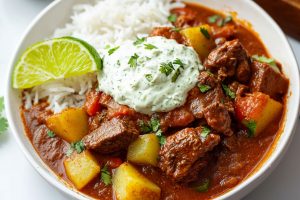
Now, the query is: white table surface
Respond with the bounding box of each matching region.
[0,0,299,199]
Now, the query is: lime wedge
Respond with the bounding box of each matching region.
[12,36,102,89]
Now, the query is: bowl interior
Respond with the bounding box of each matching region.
[5,0,299,200]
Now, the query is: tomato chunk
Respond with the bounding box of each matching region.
[107,158,123,169]
[85,90,101,116]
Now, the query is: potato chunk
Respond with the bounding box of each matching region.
[235,92,282,137]
[64,150,100,190]
[46,108,88,143]
[127,134,160,166]
[113,163,161,200]
[181,25,215,59]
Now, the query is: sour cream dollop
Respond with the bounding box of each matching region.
[98,36,203,115]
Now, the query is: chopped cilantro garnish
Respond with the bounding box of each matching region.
[0,97,4,112]
[160,62,174,76]
[108,46,120,55]
[208,15,221,23]
[144,43,158,50]
[0,97,8,135]
[224,16,233,24]
[101,165,112,186]
[201,126,211,138]
[128,53,139,68]
[173,58,185,69]
[252,55,280,73]
[138,117,165,145]
[167,14,177,23]
[171,68,181,82]
[171,27,181,32]
[156,130,166,145]
[194,179,210,192]
[134,37,146,45]
[145,74,153,82]
[200,27,210,39]
[198,84,211,93]
[67,140,85,156]
[47,130,55,138]
[0,117,8,135]
[243,120,257,137]
[222,84,236,99]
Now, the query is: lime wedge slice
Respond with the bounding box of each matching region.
[12,36,102,89]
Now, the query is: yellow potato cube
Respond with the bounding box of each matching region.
[127,134,160,166]
[235,92,283,137]
[113,163,161,200]
[46,108,88,143]
[181,24,215,59]
[64,151,100,190]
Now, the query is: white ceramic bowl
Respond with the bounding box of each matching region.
[5,0,300,199]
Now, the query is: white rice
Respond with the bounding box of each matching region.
[24,0,184,113]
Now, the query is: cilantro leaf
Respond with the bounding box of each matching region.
[160,62,174,76]
[133,37,146,45]
[222,84,236,99]
[173,58,185,69]
[138,120,152,134]
[156,130,166,145]
[200,27,210,39]
[167,14,177,23]
[150,117,160,132]
[47,130,55,138]
[252,55,280,73]
[0,97,4,112]
[0,117,8,135]
[194,179,210,192]
[108,46,120,55]
[144,44,157,50]
[171,27,181,32]
[243,120,257,137]
[70,141,85,154]
[224,16,233,24]
[198,84,211,93]
[145,74,153,82]
[128,53,139,68]
[66,148,74,157]
[171,68,181,82]
[208,15,221,23]
[101,165,112,186]
[201,126,211,138]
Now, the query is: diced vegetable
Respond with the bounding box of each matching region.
[113,163,161,200]
[127,134,160,166]
[85,90,101,116]
[180,25,215,59]
[46,108,89,143]
[235,92,282,137]
[64,150,101,190]
[107,157,123,169]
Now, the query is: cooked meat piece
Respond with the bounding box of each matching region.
[198,71,218,88]
[204,103,233,136]
[250,61,289,100]
[204,39,251,83]
[99,93,136,119]
[150,27,186,44]
[171,7,198,28]
[212,24,237,40]
[83,118,139,154]
[33,125,68,176]
[158,127,220,183]
[160,106,195,131]
[229,81,249,97]
[88,110,107,132]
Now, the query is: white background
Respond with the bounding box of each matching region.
[0,0,299,199]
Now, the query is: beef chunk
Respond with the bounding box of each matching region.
[158,127,220,183]
[204,103,232,135]
[171,7,198,28]
[229,81,249,97]
[83,118,139,154]
[160,106,195,131]
[204,39,251,83]
[188,85,233,135]
[150,27,185,44]
[250,61,289,99]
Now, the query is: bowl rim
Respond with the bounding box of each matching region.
[4,0,300,200]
